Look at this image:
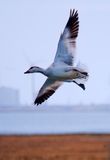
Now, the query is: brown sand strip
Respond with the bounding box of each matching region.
[0,134,110,160]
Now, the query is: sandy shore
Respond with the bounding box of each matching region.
[0,134,110,160]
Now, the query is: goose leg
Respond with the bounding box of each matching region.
[73,80,85,90]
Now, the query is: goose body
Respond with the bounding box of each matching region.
[24,9,89,105]
[45,64,87,80]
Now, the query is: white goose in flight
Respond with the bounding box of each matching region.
[24,9,89,105]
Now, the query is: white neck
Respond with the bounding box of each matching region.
[33,67,47,76]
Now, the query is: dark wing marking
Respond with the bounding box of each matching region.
[34,78,62,105]
[54,9,79,65]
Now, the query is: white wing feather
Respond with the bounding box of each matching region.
[54,9,79,66]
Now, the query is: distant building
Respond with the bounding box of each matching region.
[0,87,20,107]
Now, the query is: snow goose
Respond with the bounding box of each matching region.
[24,9,89,105]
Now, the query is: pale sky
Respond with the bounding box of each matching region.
[0,0,110,105]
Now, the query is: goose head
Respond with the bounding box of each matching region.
[24,66,41,74]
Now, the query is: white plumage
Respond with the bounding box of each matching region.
[24,9,89,105]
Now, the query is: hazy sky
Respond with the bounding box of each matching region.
[0,0,110,105]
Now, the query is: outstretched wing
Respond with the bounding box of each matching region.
[54,9,79,66]
[34,78,62,105]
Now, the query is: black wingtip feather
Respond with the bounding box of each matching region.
[67,9,79,39]
[34,90,55,106]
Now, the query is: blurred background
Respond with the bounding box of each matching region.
[0,0,110,135]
